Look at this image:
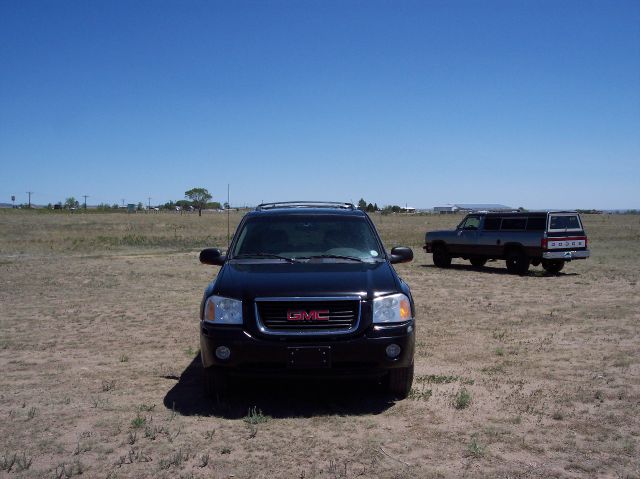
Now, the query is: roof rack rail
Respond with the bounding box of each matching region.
[255,201,356,211]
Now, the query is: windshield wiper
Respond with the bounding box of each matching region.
[301,254,365,262]
[233,253,298,263]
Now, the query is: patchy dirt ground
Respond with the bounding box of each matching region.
[0,211,638,478]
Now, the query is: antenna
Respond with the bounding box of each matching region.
[26,191,33,208]
[82,195,89,209]
[227,184,230,248]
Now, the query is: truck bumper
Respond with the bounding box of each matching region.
[200,322,415,378]
[542,249,590,260]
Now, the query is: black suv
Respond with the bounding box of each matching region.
[198,202,415,399]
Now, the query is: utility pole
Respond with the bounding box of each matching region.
[227,184,230,248]
[82,195,89,209]
[121,199,125,208]
[148,197,152,210]
[26,191,33,208]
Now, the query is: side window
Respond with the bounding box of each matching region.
[483,217,500,231]
[526,217,546,231]
[500,218,527,230]
[461,216,481,230]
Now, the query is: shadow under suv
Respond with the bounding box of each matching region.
[198,202,415,399]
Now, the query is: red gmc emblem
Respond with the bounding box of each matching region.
[287,309,330,321]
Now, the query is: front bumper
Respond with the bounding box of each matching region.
[200,321,415,378]
[542,249,590,260]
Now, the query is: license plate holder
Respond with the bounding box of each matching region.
[287,346,331,369]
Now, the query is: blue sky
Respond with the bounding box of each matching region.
[1,0,638,209]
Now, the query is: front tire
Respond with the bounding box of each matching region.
[542,259,564,273]
[432,246,452,268]
[203,367,229,402]
[387,363,414,399]
[506,250,529,275]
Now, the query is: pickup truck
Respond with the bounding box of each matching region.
[424,211,590,274]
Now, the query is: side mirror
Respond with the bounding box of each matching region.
[389,246,413,264]
[200,248,226,266]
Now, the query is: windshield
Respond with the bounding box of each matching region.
[232,215,383,261]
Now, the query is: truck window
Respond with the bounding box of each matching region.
[526,217,546,231]
[483,217,500,231]
[500,218,526,230]
[549,215,581,231]
[460,216,480,230]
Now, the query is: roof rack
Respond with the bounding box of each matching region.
[255,201,356,211]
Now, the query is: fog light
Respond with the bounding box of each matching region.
[215,346,231,360]
[385,343,401,359]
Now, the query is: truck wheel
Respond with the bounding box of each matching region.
[387,363,414,399]
[203,367,228,402]
[470,258,487,268]
[542,259,564,273]
[505,250,529,275]
[432,246,451,268]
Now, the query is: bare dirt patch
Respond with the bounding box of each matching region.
[1,211,638,478]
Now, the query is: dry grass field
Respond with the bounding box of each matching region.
[1,210,638,478]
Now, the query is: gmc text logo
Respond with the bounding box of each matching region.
[287,309,330,321]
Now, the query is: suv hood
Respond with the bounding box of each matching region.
[212,261,399,301]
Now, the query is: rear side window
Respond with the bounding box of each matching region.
[526,217,546,231]
[483,217,500,231]
[549,215,582,231]
[501,218,526,230]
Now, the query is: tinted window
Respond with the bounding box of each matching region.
[483,217,500,231]
[232,216,382,260]
[501,218,526,230]
[549,215,581,230]
[526,217,546,231]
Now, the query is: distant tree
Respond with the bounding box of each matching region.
[47,203,53,210]
[206,201,222,210]
[64,197,79,209]
[185,187,212,217]
[224,202,230,209]
[137,202,143,211]
[357,198,367,210]
[366,203,375,212]
[112,203,119,209]
[373,203,379,211]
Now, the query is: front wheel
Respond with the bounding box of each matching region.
[432,246,452,268]
[203,367,229,402]
[506,250,530,275]
[387,363,414,399]
[542,259,564,273]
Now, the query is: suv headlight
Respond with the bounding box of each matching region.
[373,293,411,324]
[203,296,243,324]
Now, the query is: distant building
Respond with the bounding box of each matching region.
[454,204,513,212]
[433,205,458,214]
[400,206,416,213]
[433,204,513,214]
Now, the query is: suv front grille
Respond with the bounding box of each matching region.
[255,297,361,335]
